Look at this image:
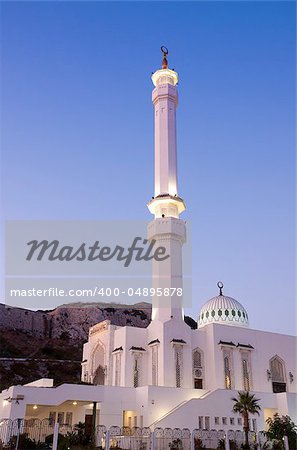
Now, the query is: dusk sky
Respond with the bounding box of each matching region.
[1,1,296,335]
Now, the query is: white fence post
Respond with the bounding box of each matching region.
[225,430,230,450]
[283,435,289,450]
[105,430,110,450]
[15,419,22,450]
[191,431,195,450]
[52,422,59,450]
[151,431,155,450]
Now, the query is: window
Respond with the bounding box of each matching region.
[193,349,202,367]
[215,417,220,425]
[65,412,73,426]
[252,419,257,432]
[241,351,252,391]
[223,349,233,389]
[238,418,242,426]
[174,346,183,388]
[49,412,56,425]
[198,416,204,429]
[230,418,235,425]
[270,356,286,393]
[57,413,64,425]
[152,345,158,386]
[222,417,227,425]
[205,417,210,430]
[114,353,121,386]
[133,355,141,387]
[242,359,250,390]
[193,348,204,389]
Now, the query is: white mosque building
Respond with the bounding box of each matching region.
[1,49,296,433]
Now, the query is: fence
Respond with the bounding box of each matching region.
[0,419,290,450]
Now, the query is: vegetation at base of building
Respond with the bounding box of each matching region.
[169,438,183,449]
[195,437,205,450]
[232,391,261,449]
[4,433,47,449]
[1,423,98,450]
[265,414,297,450]
[218,438,241,450]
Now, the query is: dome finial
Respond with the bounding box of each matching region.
[217,281,224,296]
[161,46,168,69]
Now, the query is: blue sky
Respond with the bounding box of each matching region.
[1,1,296,334]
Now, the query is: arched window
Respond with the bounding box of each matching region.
[241,351,252,391]
[270,355,286,393]
[133,354,142,388]
[174,346,183,388]
[151,345,158,386]
[193,348,204,389]
[223,349,233,389]
[242,359,250,390]
[114,352,121,386]
[193,349,202,368]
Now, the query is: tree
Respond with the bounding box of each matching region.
[266,414,297,450]
[232,391,261,449]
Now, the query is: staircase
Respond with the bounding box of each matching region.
[149,390,211,428]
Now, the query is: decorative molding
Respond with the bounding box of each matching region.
[218,340,236,347]
[112,346,123,353]
[130,346,146,352]
[237,343,254,349]
[148,339,160,346]
[171,338,186,345]
[89,320,110,336]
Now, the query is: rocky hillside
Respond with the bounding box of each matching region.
[0,301,151,341]
[0,302,196,391]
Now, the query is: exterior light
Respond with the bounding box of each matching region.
[266,369,272,381]
[289,372,294,383]
[72,401,77,406]
[33,405,38,410]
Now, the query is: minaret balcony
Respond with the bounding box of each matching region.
[151,68,178,87]
[147,194,186,218]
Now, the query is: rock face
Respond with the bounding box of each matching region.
[0,302,152,341]
[0,301,151,390]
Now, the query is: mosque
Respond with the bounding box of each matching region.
[0,49,296,432]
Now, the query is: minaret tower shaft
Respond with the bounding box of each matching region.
[148,48,186,322]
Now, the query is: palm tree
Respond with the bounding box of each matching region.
[232,391,261,449]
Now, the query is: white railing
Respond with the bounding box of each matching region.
[0,420,289,450]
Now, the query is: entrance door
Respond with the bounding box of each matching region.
[93,365,105,385]
[85,414,93,438]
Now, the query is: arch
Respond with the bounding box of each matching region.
[90,340,106,385]
[270,355,286,393]
[193,347,204,389]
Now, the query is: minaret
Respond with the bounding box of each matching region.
[148,47,186,322]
